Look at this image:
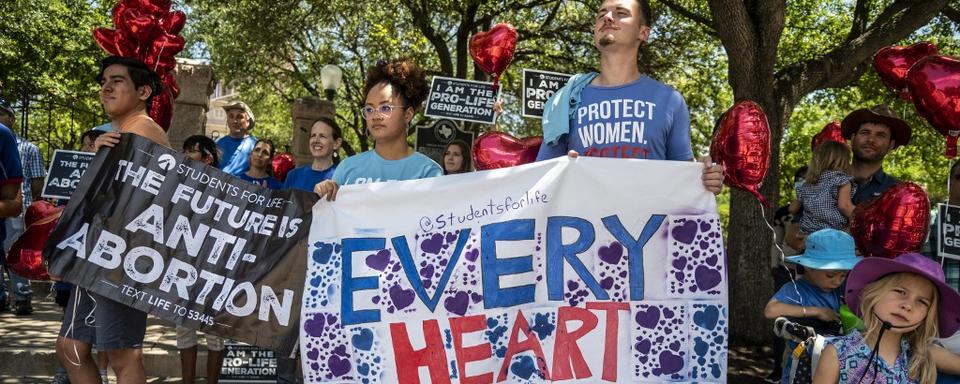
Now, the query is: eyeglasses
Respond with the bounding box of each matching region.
[361,105,406,119]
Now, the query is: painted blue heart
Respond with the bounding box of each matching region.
[693,337,709,357]
[352,328,374,351]
[313,242,334,264]
[694,306,720,330]
[357,362,370,376]
[510,355,537,380]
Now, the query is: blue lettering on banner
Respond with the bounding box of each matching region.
[481,219,536,309]
[341,238,384,325]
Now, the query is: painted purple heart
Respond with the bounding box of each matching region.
[658,350,684,375]
[695,265,723,291]
[443,291,470,316]
[465,248,479,262]
[333,344,349,356]
[306,348,319,361]
[705,254,718,267]
[700,221,712,232]
[699,240,710,250]
[421,233,444,254]
[389,284,416,310]
[567,280,579,290]
[365,250,391,271]
[634,306,660,329]
[470,292,483,303]
[671,220,698,244]
[467,264,476,272]
[635,339,652,354]
[303,313,327,338]
[663,307,675,319]
[598,242,624,264]
[420,265,435,279]
[445,232,457,243]
[672,256,687,271]
[600,276,614,290]
[669,341,681,351]
[328,354,351,377]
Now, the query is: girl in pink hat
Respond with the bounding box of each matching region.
[813,253,960,383]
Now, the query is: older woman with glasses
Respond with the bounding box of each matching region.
[314,58,441,200]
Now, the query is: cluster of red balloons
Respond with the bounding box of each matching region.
[7,201,65,281]
[875,42,960,158]
[93,0,186,131]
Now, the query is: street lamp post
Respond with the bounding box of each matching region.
[320,64,342,101]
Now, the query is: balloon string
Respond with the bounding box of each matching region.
[492,88,503,131]
[758,200,803,308]
[153,44,165,73]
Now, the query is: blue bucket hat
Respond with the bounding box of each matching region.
[786,229,862,270]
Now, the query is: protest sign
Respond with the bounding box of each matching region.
[425,76,499,124]
[522,69,572,119]
[42,150,95,199]
[44,134,316,356]
[414,119,475,166]
[301,157,727,383]
[221,341,279,383]
[938,203,960,261]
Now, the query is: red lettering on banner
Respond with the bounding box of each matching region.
[390,319,451,384]
[551,306,598,380]
[588,301,630,381]
[450,314,493,384]
[497,310,551,382]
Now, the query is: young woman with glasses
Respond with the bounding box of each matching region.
[314,58,441,200]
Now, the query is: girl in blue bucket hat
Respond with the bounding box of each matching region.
[813,252,960,384]
[765,229,862,383]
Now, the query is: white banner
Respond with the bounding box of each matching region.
[300,157,728,383]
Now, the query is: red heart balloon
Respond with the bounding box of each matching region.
[147,32,185,61]
[8,201,64,281]
[161,11,186,35]
[118,8,159,48]
[874,42,938,99]
[160,72,179,98]
[469,23,517,89]
[272,153,296,182]
[907,55,960,158]
[150,89,173,131]
[138,0,172,16]
[811,121,846,150]
[93,28,137,57]
[710,100,771,207]
[473,131,542,170]
[850,182,929,258]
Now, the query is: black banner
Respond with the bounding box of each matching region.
[521,69,572,119]
[42,150,95,199]
[414,119,475,165]
[424,76,499,124]
[43,134,316,356]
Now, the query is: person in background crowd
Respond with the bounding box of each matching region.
[0,102,37,316]
[218,101,257,176]
[923,161,960,384]
[80,129,105,152]
[57,55,168,384]
[177,134,225,384]
[442,140,472,175]
[535,0,723,194]
[284,117,341,192]
[314,57,441,201]
[239,139,282,189]
[789,141,855,235]
[0,103,23,314]
[842,105,910,204]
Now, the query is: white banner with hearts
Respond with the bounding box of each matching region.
[301,156,728,383]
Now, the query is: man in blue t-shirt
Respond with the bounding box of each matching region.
[0,106,24,313]
[217,101,257,176]
[537,0,722,193]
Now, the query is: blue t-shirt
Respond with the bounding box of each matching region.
[536,76,693,161]
[333,150,442,186]
[284,164,337,192]
[237,173,282,190]
[0,123,23,260]
[218,135,257,176]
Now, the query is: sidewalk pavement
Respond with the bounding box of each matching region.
[0,282,204,383]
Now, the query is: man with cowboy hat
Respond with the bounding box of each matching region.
[217,101,257,176]
[840,104,911,204]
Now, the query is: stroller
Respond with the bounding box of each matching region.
[773,316,843,384]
